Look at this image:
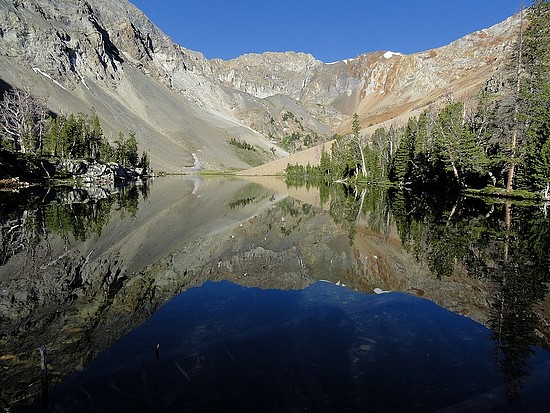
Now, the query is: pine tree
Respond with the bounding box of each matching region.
[389,118,416,186]
[505,3,527,192]
[44,117,60,157]
[114,132,126,165]
[352,113,367,177]
[139,150,150,172]
[532,139,550,197]
[331,133,361,179]
[99,139,114,163]
[319,146,331,177]
[87,113,103,160]
[124,132,139,167]
[434,102,488,187]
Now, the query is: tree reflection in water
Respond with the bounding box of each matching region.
[342,188,550,401]
[0,181,149,267]
[317,183,550,402]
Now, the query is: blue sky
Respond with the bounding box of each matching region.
[129,0,531,63]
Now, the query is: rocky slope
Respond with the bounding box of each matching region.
[213,15,519,133]
[0,0,520,172]
[0,0,290,172]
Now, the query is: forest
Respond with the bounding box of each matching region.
[287,2,550,199]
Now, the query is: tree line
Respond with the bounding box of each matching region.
[286,1,549,198]
[0,84,149,170]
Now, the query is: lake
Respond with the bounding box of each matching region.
[1,176,550,412]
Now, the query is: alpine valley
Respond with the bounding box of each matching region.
[0,0,521,173]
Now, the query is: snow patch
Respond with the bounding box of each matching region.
[79,75,90,91]
[383,51,403,59]
[32,67,67,90]
[325,58,351,65]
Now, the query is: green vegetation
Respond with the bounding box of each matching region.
[228,197,256,209]
[280,131,320,153]
[229,137,255,151]
[0,85,150,179]
[44,113,145,168]
[228,137,267,167]
[277,111,321,153]
[286,2,550,200]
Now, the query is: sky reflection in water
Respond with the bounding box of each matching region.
[42,280,550,413]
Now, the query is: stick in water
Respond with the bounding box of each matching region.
[39,346,49,412]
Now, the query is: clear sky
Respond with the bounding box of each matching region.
[129,0,531,63]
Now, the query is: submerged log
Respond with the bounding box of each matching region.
[39,346,49,412]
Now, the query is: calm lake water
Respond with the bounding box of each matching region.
[1,176,550,412]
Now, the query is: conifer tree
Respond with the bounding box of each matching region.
[434,102,488,187]
[87,113,103,160]
[331,133,361,179]
[505,3,527,192]
[124,132,139,167]
[389,117,416,186]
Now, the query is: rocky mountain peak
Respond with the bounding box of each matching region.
[211,51,323,99]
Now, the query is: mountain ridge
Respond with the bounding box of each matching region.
[0,0,520,172]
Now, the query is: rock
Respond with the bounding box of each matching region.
[57,159,147,186]
[61,159,88,175]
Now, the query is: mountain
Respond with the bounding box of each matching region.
[0,0,520,172]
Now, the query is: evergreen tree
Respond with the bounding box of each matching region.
[331,133,361,179]
[410,110,439,186]
[44,117,61,157]
[471,89,504,186]
[532,139,550,197]
[433,102,488,187]
[124,132,139,167]
[114,132,126,165]
[371,127,389,178]
[62,114,85,158]
[99,139,114,163]
[319,146,331,177]
[139,150,150,172]
[87,113,103,160]
[352,113,368,177]
[389,118,416,186]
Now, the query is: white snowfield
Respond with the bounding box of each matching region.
[383,51,404,59]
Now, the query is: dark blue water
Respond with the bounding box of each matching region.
[31,281,550,412]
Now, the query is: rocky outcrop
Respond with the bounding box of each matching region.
[60,159,146,185]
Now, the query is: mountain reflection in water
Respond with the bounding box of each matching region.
[33,281,550,412]
[1,176,549,412]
